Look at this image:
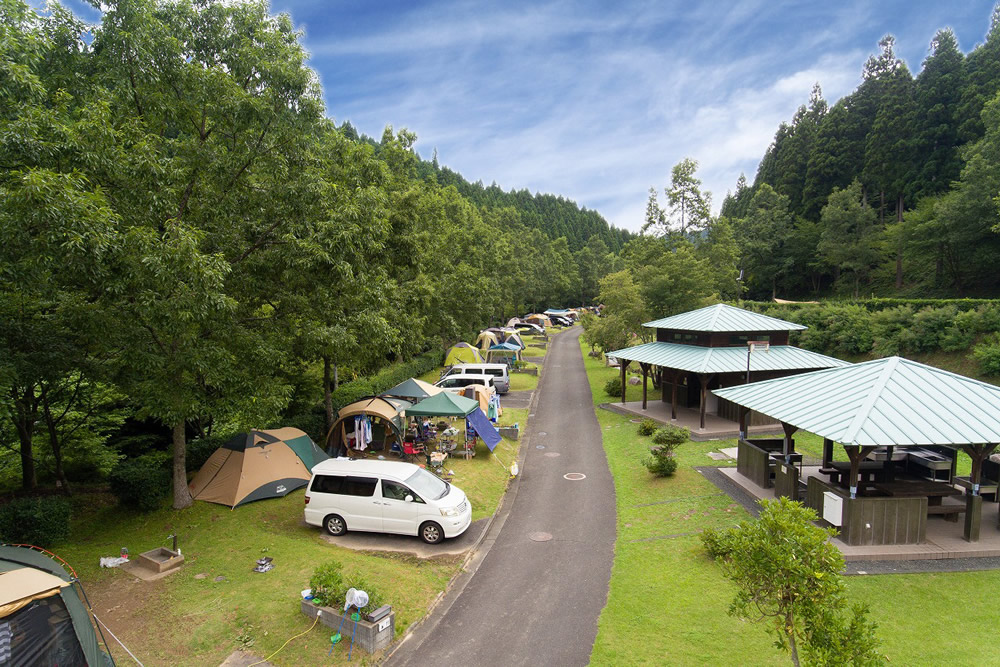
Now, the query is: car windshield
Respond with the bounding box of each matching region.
[405,468,449,500]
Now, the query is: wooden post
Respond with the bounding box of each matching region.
[640,362,650,410]
[670,371,678,420]
[781,421,798,462]
[660,368,668,403]
[738,406,749,441]
[698,374,708,430]
[844,445,877,499]
[619,361,628,406]
[965,494,983,542]
[822,438,834,469]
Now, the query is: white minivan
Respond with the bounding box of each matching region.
[441,363,510,394]
[304,459,472,544]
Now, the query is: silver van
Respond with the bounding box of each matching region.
[305,459,471,544]
[442,363,510,394]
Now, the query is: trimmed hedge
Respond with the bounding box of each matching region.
[0,497,72,547]
[329,350,440,414]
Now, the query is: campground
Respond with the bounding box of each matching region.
[59,372,535,665]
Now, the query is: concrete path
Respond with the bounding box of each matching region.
[387,327,616,666]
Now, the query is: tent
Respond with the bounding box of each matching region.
[506,317,523,327]
[461,384,494,414]
[475,330,499,351]
[524,314,552,328]
[408,392,502,451]
[189,428,328,508]
[488,341,522,364]
[327,395,413,454]
[502,331,525,349]
[444,342,485,365]
[0,545,110,666]
[383,377,445,401]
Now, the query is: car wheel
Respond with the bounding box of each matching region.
[324,514,347,536]
[420,521,444,544]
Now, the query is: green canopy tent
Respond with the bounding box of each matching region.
[382,378,445,402]
[408,392,502,452]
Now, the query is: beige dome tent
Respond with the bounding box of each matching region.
[189,427,328,508]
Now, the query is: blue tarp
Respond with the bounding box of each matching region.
[466,408,502,452]
[489,342,520,351]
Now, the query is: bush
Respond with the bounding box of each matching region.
[699,527,732,559]
[109,453,169,512]
[342,575,387,611]
[637,419,658,436]
[604,377,622,398]
[0,497,72,547]
[652,425,689,447]
[643,445,678,476]
[309,560,344,607]
[186,436,225,472]
[974,335,1000,376]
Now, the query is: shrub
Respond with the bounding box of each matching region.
[699,527,732,559]
[604,377,622,398]
[342,575,387,611]
[871,305,916,357]
[0,497,72,547]
[637,419,658,436]
[974,335,1000,376]
[652,425,689,447]
[309,561,344,607]
[109,453,169,512]
[643,445,678,476]
[187,436,225,472]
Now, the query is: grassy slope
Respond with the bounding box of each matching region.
[582,338,999,666]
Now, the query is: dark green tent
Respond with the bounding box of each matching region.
[0,545,110,666]
[407,391,479,417]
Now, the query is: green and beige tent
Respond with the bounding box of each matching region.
[189,427,328,508]
[444,342,485,365]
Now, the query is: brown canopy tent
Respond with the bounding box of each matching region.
[189,427,328,508]
[326,395,413,455]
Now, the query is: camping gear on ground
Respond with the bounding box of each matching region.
[252,557,273,573]
[462,385,493,414]
[444,342,485,366]
[0,545,112,666]
[189,427,328,508]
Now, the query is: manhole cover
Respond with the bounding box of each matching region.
[529,532,553,542]
[545,452,560,458]
[536,445,546,450]
[563,473,586,481]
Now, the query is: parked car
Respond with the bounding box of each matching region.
[513,322,544,336]
[550,315,572,327]
[442,363,510,394]
[434,374,497,396]
[305,459,471,544]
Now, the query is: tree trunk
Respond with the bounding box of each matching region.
[787,613,800,667]
[172,420,192,509]
[11,385,38,492]
[323,355,335,435]
[40,387,71,495]
[895,194,904,289]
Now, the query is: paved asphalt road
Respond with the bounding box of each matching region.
[388,326,616,666]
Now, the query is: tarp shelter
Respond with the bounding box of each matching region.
[444,342,485,366]
[488,341,522,364]
[382,377,445,401]
[475,330,499,351]
[190,428,328,508]
[466,408,502,452]
[327,395,413,454]
[0,545,109,666]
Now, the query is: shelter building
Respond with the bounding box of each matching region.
[606,304,848,435]
[713,357,1000,549]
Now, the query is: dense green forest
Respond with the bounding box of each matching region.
[717,9,1000,299]
[0,0,625,505]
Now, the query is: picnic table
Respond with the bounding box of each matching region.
[870,480,965,521]
[824,460,888,486]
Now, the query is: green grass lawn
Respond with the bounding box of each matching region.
[580,336,1000,666]
[57,402,525,665]
[508,370,539,392]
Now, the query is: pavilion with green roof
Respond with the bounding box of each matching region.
[715,356,1000,546]
[606,304,849,432]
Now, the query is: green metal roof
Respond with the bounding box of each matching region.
[606,342,848,374]
[643,303,807,332]
[713,356,1000,447]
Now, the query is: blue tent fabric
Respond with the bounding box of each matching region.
[467,408,502,451]
[489,342,520,351]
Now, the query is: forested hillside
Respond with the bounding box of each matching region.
[0,0,620,503]
[721,8,1000,299]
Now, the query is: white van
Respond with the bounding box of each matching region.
[434,373,499,396]
[304,459,471,544]
[442,363,510,394]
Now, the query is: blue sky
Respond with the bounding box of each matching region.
[52,1,999,231]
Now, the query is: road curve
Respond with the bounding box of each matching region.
[387,326,616,666]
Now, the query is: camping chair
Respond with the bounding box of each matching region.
[402,441,425,461]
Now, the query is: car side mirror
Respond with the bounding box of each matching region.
[405,495,414,503]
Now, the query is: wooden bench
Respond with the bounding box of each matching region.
[927,502,965,522]
[953,476,999,501]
